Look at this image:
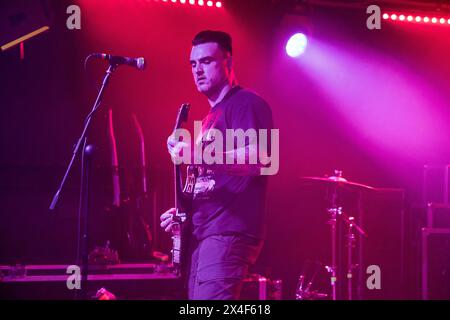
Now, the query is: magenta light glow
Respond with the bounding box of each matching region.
[292,40,449,160]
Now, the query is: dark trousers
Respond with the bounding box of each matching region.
[187,234,263,300]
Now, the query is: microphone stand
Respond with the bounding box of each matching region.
[49,63,118,299]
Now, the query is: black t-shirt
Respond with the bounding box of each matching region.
[187,86,274,241]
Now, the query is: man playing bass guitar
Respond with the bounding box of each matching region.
[160,30,274,300]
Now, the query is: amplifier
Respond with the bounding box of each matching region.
[421,228,450,300]
[426,203,450,228]
[423,165,450,205]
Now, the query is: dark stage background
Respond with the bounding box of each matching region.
[1,0,450,299]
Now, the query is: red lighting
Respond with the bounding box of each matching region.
[189,0,195,4]
[399,15,405,21]
[216,1,222,7]
[391,14,397,20]
[198,0,204,6]
[431,17,437,23]
[383,13,389,19]
[423,17,429,22]
[207,0,213,6]
[407,15,413,21]
[440,18,446,24]
[416,16,422,22]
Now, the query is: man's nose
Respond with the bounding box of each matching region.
[195,65,204,75]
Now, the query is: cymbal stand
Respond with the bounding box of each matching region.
[326,206,340,300]
[341,212,367,300]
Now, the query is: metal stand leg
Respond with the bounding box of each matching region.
[327,207,340,300]
[346,216,355,300]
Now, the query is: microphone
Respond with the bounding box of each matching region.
[92,53,146,70]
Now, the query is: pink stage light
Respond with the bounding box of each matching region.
[206,0,213,6]
[399,15,405,21]
[198,0,204,6]
[391,14,397,20]
[431,17,437,23]
[423,17,429,23]
[416,16,422,22]
[216,1,222,7]
[407,15,413,21]
[383,13,389,19]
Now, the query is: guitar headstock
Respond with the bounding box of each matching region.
[173,103,190,131]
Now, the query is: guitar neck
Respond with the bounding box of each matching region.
[174,164,184,213]
[172,102,190,216]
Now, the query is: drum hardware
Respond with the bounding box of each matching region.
[299,170,372,300]
[296,260,328,300]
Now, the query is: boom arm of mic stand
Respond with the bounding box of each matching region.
[49,64,117,210]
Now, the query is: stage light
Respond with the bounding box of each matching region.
[399,15,405,21]
[383,13,389,19]
[431,17,437,23]
[423,17,429,22]
[416,16,422,22]
[440,18,445,24]
[448,18,450,24]
[391,14,397,20]
[407,15,413,22]
[285,33,308,58]
[150,0,222,9]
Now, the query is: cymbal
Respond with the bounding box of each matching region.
[299,176,376,192]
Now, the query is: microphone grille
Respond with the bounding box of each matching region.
[136,57,146,70]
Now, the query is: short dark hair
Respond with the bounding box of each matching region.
[192,30,232,55]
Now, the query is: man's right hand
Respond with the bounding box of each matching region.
[160,207,176,233]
